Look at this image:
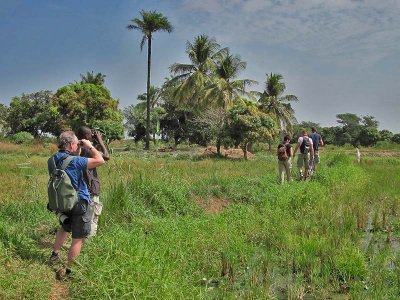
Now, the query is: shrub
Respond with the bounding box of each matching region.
[334,246,367,281]
[10,132,34,144]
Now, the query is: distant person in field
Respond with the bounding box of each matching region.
[277,135,293,184]
[293,129,314,180]
[309,127,324,171]
[77,126,110,237]
[49,131,104,277]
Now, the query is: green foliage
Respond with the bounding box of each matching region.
[392,133,400,144]
[10,131,34,144]
[51,83,123,136]
[92,119,124,143]
[7,90,58,137]
[226,99,275,152]
[291,121,321,139]
[258,73,298,133]
[79,71,106,85]
[361,115,379,128]
[334,245,367,280]
[379,129,393,141]
[0,104,9,136]
[358,127,380,146]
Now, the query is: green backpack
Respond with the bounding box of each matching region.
[47,154,78,213]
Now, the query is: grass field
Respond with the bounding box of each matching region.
[0,142,399,299]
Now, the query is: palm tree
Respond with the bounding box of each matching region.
[169,34,226,107]
[258,73,298,131]
[258,73,298,150]
[137,86,163,109]
[80,71,106,85]
[127,10,173,149]
[201,50,257,154]
[203,50,257,109]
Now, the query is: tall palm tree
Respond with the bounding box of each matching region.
[258,73,298,132]
[169,34,227,107]
[127,10,173,149]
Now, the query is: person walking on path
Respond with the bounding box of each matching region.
[277,135,293,184]
[48,131,104,276]
[309,127,324,171]
[77,126,110,237]
[293,129,314,180]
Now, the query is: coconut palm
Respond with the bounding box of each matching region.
[80,71,106,86]
[200,51,257,155]
[203,50,257,109]
[169,34,227,107]
[137,86,163,109]
[258,73,298,132]
[127,10,173,149]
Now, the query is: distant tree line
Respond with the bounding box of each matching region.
[292,113,400,147]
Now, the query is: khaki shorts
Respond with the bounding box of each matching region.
[314,150,320,164]
[297,153,310,169]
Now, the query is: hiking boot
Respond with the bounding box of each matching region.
[48,251,61,266]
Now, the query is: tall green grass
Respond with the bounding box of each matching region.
[0,147,399,299]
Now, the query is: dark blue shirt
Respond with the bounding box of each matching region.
[309,133,322,151]
[48,151,90,203]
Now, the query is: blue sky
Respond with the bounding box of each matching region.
[1,0,399,132]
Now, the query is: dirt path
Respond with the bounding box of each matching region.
[193,196,229,214]
[48,281,69,300]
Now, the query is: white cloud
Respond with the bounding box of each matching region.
[177,0,400,66]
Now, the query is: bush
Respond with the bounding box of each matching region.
[334,246,367,281]
[10,132,34,144]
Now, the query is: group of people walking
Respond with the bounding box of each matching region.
[277,127,324,184]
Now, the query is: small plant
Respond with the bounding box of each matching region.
[10,131,34,144]
[334,246,367,281]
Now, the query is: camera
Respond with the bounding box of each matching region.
[57,213,70,225]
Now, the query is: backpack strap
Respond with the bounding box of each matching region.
[49,153,74,172]
[59,156,74,170]
[49,155,57,174]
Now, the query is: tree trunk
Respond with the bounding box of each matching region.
[243,143,248,160]
[216,138,221,155]
[145,35,152,150]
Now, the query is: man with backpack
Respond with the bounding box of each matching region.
[77,126,110,237]
[309,127,324,172]
[277,135,293,184]
[48,131,104,277]
[293,129,314,180]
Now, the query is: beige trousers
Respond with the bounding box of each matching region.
[89,196,102,237]
[278,158,292,184]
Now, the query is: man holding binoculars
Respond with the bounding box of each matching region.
[77,126,110,237]
[49,131,105,276]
